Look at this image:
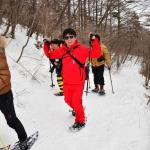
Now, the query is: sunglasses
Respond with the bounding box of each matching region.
[64,35,74,40]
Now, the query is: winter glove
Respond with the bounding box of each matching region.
[89,33,95,41]
[43,39,51,46]
[97,56,105,62]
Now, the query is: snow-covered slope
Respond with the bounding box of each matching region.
[0,26,150,150]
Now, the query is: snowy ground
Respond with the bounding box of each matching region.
[0,26,150,150]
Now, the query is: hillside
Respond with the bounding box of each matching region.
[0,26,150,150]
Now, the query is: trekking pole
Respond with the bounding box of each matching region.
[85,81,89,96]
[85,68,89,96]
[88,75,91,89]
[85,33,93,96]
[108,68,114,94]
[85,52,91,96]
[49,59,55,88]
[87,63,91,90]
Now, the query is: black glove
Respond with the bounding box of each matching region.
[43,39,51,46]
[97,56,105,62]
[89,33,95,41]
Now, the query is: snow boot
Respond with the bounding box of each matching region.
[92,84,99,93]
[54,92,64,96]
[69,122,85,132]
[99,89,105,95]
[99,85,105,95]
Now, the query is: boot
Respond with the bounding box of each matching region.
[99,85,105,95]
[54,91,64,96]
[92,84,99,93]
[69,122,85,132]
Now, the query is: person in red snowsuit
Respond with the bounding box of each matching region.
[43,28,102,130]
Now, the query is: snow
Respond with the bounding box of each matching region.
[0,26,150,150]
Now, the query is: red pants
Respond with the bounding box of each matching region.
[64,84,85,124]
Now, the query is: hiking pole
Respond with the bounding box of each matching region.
[49,59,55,88]
[85,52,91,96]
[88,75,91,89]
[86,63,91,90]
[108,68,114,94]
[85,34,93,96]
[85,66,90,96]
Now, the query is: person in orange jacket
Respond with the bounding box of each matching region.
[43,28,102,131]
[0,36,28,143]
[91,34,111,95]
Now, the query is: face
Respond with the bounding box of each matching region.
[64,34,76,47]
[50,44,59,50]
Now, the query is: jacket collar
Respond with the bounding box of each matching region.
[65,39,80,50]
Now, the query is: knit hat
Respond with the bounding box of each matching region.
[63,28,76,38]
[51,39,65,45]
[51,39,60,45]
[95,34,100,41]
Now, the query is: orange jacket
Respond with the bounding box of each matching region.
[0,36,11,95]
[91,43,111,67]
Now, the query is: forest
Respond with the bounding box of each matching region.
[0,0,150,87]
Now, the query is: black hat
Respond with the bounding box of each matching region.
[63,28,76,38]
[95,34,100,41]
[51,39,65,45]
[51,39,60,45]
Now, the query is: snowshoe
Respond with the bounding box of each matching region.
[12,131,38,150]
[54,92,64,96]
[69,122,85,132]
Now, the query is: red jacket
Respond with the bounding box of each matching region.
[43,38,102,84]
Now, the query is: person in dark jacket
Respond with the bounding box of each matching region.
[43,39,64,96]
[0,36,27,143]
[43,28,102,131]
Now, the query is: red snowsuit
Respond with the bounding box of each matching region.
[43,38,102,124]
